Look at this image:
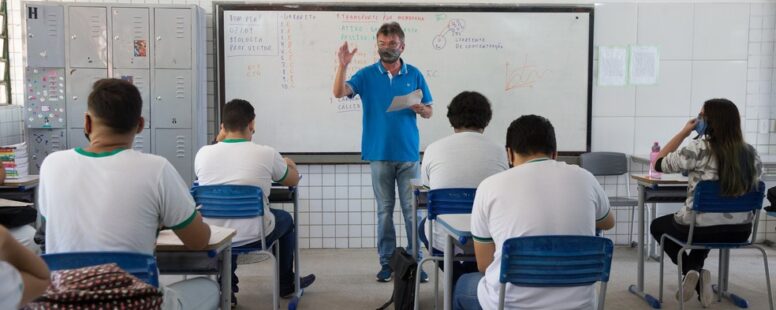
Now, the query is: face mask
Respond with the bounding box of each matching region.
[694,116,707,137]
[378,48,401,64]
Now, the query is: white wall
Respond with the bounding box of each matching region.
[5,0,776,248]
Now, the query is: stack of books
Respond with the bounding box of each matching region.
[0,142,28,179]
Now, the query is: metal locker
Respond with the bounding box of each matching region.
[24,68,66,128]
[68,7,107,68]
[154,8,191,69]
[25,5,65,68]
[66,69,106,128]
[28,129,66,174]
[152,69,191,128]
[113,69,150,128]
[112,8,150,69]
[154,129,192,183]
[132,130,152,153]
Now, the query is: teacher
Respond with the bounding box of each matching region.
[332,22,433,283]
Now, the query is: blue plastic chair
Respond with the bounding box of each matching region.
[41,252,159,287]
[414,188,477,310]
[658,181,772,309]
[191,184,280,309]
[498,236,613,310]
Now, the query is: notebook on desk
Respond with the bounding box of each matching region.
[0,198,33,208]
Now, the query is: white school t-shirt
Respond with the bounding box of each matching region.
[194,139,288,246]
[0,261,23,309]
[471,159,610,310]
[38,148,198,255]
[420,131,508,250]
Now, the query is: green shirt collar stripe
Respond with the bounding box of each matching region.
[221,138,249,143]
[274,167,289,183]
[472,235,494,243]
[74,147,127,158]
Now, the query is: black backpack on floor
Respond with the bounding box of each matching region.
[767,186,776,211]
[377,247,417,310]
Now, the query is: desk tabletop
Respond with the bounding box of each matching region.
[631,173,688,185]
[156,225,236,251]
[0,175,39,188]
[437,214,472,238]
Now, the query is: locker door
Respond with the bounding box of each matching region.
[112,8,149,69]
[155,129,192,183]
[28,129,66,174]
[66,69,107,128]
[152,69,191,128]
[132,130,152,153]
[68,7,107,68]
[113,69,150,128]
[154,8,191,69]
[25,68,66,129]
[25,5,65,67]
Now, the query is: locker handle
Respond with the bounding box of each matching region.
[72,96,78,100]
[71,34,77,40]
[156,96,162,101]
[156,36,162,41]
[114,35,119,40]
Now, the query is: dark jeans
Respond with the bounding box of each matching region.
[419,217,479,285]
[650,214,751,275]
[230,208,296,293]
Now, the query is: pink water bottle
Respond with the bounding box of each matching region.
[649,142,662,179]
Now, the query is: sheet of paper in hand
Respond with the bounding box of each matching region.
[386,89,423,112]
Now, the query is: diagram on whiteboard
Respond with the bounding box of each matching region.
[505,56,550,91]
[432,18,465,50]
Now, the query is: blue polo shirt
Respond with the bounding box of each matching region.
[347,59,433,162]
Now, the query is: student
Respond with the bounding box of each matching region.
[419,91,508,283]
[0,166,39,254]
[194,99,315,305]
[37,78,219,310]
[651,98,762,307]
[333,22,433,282]
[0,225,50,309]
[456,115,614,310]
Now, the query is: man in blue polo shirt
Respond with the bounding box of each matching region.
[333,22,433,282]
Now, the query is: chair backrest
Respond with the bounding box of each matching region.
[41,252,159,287]
[499,235,614,287]
[427,188,476,220]
[579,152,628,176]
[692,181,765,213]
[191,185,264,218]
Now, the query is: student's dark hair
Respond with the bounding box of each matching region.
[376,22,405,42]
[505,115,556,156]
[222,99,256,132]
[87,78,142,134]
[702,98,759,196]
[447,91,492,130]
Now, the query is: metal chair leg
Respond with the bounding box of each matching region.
[658,239,665,302]
[755,246,775,310]
[677,249,685,310]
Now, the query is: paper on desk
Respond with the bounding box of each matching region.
[0,198,33,208]
[156,225,236,246]
[387,89,423,112]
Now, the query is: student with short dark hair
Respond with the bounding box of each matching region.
[454,115,614,310]
[195,98,315,306]
[651,98,762,307]
[38,78,218,310]
[419,91,508,284]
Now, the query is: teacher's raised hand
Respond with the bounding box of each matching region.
[337,41,358,67]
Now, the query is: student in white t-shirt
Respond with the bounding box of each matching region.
[419,91,508,284]
[0,225,50,309]
[194,99,315,305]
[455,115,615,310]
[38,78,218,310]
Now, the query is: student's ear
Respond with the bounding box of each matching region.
[506,147,514,167]
[84,113,92,134]
[136,117,145,134]
[249,119,256,134]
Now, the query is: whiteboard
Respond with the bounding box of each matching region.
[216,5,593,154]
